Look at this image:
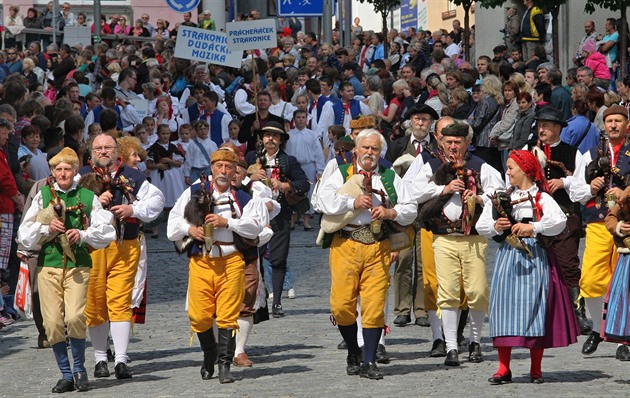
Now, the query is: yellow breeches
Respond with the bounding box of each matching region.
[329,234,391,328]
[188,252,245,333]
[37,267,91,345]
[580,221,618,298]
[86,239,140,326]
[432,235,488,311]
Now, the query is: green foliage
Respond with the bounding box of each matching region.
[585,0,627,14]
[357,0,401,17]
[451,0,474,9]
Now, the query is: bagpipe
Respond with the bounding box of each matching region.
[36,177,90,264]
[79,160,137,244]
[174,174,213,255]
[586,132,623,210]
[418,155,481,235]
[487,188,534,257]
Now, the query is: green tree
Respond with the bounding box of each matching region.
[451,0,474,63]
[358,0,401,58]
[585,0,628,78]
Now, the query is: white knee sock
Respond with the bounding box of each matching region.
[110,321,131,365]
[356,301,364,346]
[585,296,604,334]
[235,316,254,356]
[428,310,443,341]
[441,309,459,352]
[89,322,110,363]
[468,310,485,344]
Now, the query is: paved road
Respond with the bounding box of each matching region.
[2,222,629,397]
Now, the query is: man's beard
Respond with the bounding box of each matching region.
[94,157,114,168]
[409,126,429,140]
[215,174,230,188]
[359,154,377,169]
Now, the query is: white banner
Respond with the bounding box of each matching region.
[174,26,242,68]
[226,19,277,52]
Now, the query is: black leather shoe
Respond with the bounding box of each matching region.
[218,363,235,383]
[393,315,411,326]
[346,353,361,375]
[468,342,484,363]
[415,316,430,327]
[52,379,75,393]
[359,362,383,380]
[337,340,348,350]
[616,344,630,361]
[114,362,132,379]
[73,371,89,392]
[488,370,512,385]
[430,339,446,357]
[582,331,603,355]
[530,376,545,384]
[94,361,110,378]
[272,304,285,318]
[444,349,460,366]
[375,344,390,364]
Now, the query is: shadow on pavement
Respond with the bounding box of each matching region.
[89,374,169,389]
[237,364,312,379]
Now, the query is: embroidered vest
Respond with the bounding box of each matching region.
[333,100,361,126]
[39,186,94,269]
[321,163,398,249]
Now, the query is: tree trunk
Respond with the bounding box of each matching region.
[463,5,470,62]
[551,8,559,68]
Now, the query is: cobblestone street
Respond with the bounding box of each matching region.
[2,222,629,397]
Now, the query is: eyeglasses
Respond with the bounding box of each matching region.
[92,146,117,152]
[0,119,11,128]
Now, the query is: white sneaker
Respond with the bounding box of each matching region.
[288,288,296,299]
[268,293,274,299]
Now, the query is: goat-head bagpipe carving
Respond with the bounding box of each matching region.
[488,188,533,257]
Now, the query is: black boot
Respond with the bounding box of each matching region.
[457,309,469,348]
[217,328,236,383]
[569,287,591,335]
[197,329,217,380]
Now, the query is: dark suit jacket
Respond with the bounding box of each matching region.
[239,112,286,154]
[386,134,437,163]
[245,149,310,208]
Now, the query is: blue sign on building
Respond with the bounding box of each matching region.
[166,0,200,13]
[277,0,324,17]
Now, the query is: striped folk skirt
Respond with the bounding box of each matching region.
[603,253,630,343]
[489,238,548,339]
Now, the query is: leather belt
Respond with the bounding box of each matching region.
[339,226,377,245]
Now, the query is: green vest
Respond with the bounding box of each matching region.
[38,185,94,269]
[321,163,398,249]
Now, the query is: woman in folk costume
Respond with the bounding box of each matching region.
[17,148,116,393]
[476,150,579,385]
[603,186,630,346]
[147,124,187,208]
[118,136,150,324]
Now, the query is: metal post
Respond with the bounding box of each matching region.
[322,0,332,45]
[343,0,352,48]
[52,0,59,45]
[94,0,101,39]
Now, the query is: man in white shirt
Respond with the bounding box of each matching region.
[285,109,325,230]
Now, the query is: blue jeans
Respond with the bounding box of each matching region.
[264,258,293,292]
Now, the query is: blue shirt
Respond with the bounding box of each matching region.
[560,114,599,155]
[602,31,619,63]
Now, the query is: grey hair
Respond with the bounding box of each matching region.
[366,75,381,92]
[355,128,386,150]
[0,104,17,120]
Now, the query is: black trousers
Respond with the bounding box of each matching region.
[269,207,291,305]
[548,214,582,288]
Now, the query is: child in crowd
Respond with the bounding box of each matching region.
[143,116,158,145]
[226,119,246,157]
[327,125,347,162]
